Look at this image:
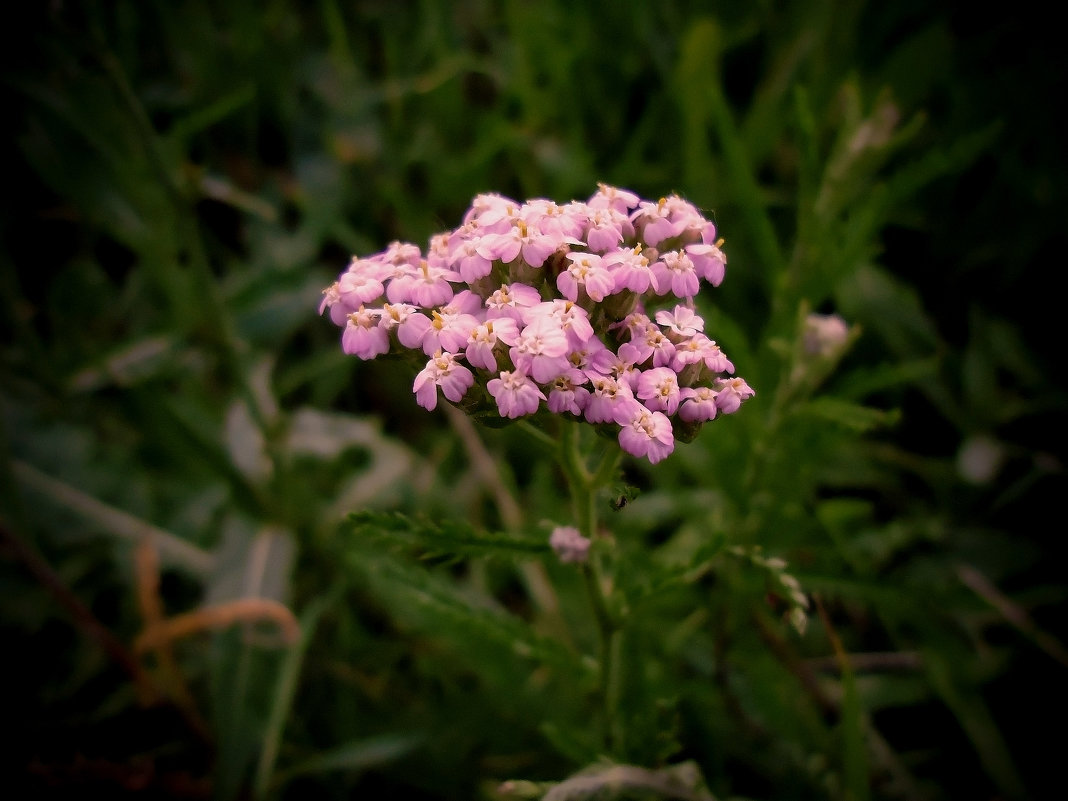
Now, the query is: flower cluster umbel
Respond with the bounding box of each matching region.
[319,184,754,463]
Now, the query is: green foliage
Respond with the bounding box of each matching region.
[345,510,552,561]
[2,2,1065,800]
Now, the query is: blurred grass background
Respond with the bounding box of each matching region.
[2,1,1065,799]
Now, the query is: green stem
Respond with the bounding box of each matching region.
[558,422,622,755]
[583,561,619,754]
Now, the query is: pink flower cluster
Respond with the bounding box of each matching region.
[319,185,754,463]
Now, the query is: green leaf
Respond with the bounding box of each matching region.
[253,593,336,799]
[833,358,940,401]
[836,263,941,360]
[344,546,590,679]
[345,510,551,561]
[168,84,257,145]
[796,397,899,432]
[10,458,215,575]
[839,655,870,801]
[206,522,297,800]
[273,733,423,784]
[922,650,1027,800]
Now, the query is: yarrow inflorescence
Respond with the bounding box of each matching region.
[319,185,754,463]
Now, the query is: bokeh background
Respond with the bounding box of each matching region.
[2,2,1065,799]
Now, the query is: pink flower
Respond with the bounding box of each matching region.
[488,369,546,418]
[547,369,591,416]
[604,245,659,294]
[685,242,726,287]
[617,405,675,464]
[482,220,556,267]
[524,300,594,350]
[451,236,496,283]
[319,281,348,326]
[549,525,591,563]
[585,375,638,424]
[425,232,455,268]
[713,377,755,414]
[588,183,640,214]
[431,308,481,354]
[655,305,705,338]
[632,195,709,247]
[589,341,643,391]
[632,323,677,368]
[321,185,752,450]
[397,311,432,350]
[612,310,653,344]
[669,334,707,373]
[521,199,588,240]
[337,262,386,308]
[378,302,419,331]
[465,318,520,371]
[661,195,708,234]
[341,307,390,359]
[447,289,484,316]
[679,386,718,422]
[382,241,422,267]
[637,367,681,415]
[510,318,570,383]
[389,260,460,308]
[699,338,734,374]
[565,336,610,373]
[699,221,720,245]
[559,253,615,302]
[383,261,419,304]
[585,207,632,252]
[463,193,520,230]
[400,307,479,356]
[413,351,474,411]
[485,282,543,322]
[651,250,700,298]
[670,333,734,375]
[631,198,682,247]
[802,313,850,357]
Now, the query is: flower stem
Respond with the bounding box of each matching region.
[583,561,619,753]
[559,422,622,755]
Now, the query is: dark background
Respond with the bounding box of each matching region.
[2,2,1066,799]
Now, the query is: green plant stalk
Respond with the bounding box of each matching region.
[254,593,334,799]
[90,29,288,514]
[559,422,621,755]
